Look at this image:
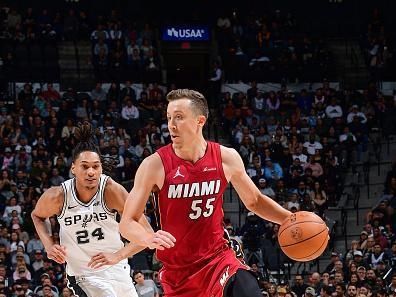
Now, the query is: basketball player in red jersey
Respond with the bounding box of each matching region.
[120,89,292,297]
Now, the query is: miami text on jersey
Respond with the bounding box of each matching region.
[168,179,221,199]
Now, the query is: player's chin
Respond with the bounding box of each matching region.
[171,135,182,142]
[171,138,183,147]
[84,180,99,188]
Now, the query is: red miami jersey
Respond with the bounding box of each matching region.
[156,141,229,268]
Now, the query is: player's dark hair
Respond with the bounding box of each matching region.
[72,122,100,162]
[133,270,143,278]
[72,122,115,176]
[166,89,209,119]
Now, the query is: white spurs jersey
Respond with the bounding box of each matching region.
[58,174,126,276]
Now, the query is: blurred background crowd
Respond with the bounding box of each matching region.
[0,0,396,296]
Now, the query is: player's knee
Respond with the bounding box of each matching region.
[225,269,262,297]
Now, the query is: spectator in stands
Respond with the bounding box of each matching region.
[90,24,109,41]
[292,274,308,297]
[293,146,308,165]
[90,82,106,105]
[270,134,286,162]
[133,270,159,297]
[346,284,358,297]
[9,231,25,253]
[345,240,361,265]
[49,168,64,187]
[247,159,264,181]
[334,283,346,297]
[303,135,323,156]
[307,272,322,295]
[353,253,367,272]
[347,105,367,124]
[120,80,136,102]
[61,119,76,139]
[13,263,31,281]
[263,158,283,184]
[12,282,26,297]
[14,144,31,170]
[267,283,276,297]
[286,192,300,211]
[359,230,369,249]
[365,269,377,287]
[34,273,59,297]
[13,224,29,246]
[304,156,324,179]
[310,181,327,217]
[324,252,340,273]
[60,287,74,297]
[266,92,280,116]
[128,48,144,80]
[42,83,60,103]
[11,247,29,267]
[339,126,357,169]
[121,98,140,136]
[7,9,22,30]
[61,9,77,41]
[366,200,390,227]
[258,178,275,199]
[30,249,44,273]
[208,62,222,108]
[144,49,160,81]
[325,97,343,120]
[3,196,22,222]
[305,286,317,297]
[372,227,388,249]
[362,235,375,256]
[356,265,367,284]
[135,137,152,160]
[109,22,123,43]
[239,136,254,163]
[0,147,14,171]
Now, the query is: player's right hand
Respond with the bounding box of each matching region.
[46,244,67,264]
[144,230,176,250]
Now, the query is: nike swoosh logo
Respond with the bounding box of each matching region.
[67,205,78,209]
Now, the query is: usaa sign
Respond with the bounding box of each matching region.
[162,25,210,41]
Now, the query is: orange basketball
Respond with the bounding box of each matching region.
[278,211,329,261]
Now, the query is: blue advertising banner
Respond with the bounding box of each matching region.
[162,25,210,41]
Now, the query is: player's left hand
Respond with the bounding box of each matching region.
[88,252,120,269]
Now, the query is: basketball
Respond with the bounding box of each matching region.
[278,211,329,261]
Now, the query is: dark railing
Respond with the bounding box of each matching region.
[341,198,349,251]
[363,160,370,202]
[351,184,361,226]
[74,40,81,91]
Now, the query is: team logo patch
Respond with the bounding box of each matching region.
[219,266,230,287]
[290,227,303,241]
[173,166,185,179]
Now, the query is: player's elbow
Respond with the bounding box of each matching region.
[31,210,38,222]
[244,195,260,212]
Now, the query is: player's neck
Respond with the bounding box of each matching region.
[74,182,99,203]
[173,137,207,164]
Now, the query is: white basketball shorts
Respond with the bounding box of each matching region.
[67,262,138,297]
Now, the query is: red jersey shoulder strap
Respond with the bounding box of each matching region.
[156,144,172,174]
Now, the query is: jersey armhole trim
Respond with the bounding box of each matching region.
[101,175,114,216]
[216,143,228,184]
[156,150,168,190]
[57,184,68,219]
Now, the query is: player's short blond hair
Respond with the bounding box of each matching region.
[166,89,209,119]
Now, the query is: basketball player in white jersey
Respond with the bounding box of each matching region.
[31,123,151,297]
